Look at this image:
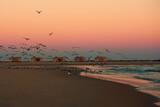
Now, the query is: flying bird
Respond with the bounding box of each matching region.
[0,45,3,48]
[36,10,42,14]
[21,52,28,55]
[8,46,17,49]
[20,46,26,50]
[36,46,40,50]
[64,56,70,60]
[31,46,40,50]
[87,56,92,61]
[26,48,31,51]
[49,32,53,36]
[104,49,110,53]
[38,43,47,48]
[72,47,80,49]
[24,38,30,41]
[0,45,7,51]
[5,54,9,57]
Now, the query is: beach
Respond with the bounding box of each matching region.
[77,65,160,106]
[0,67,159,107]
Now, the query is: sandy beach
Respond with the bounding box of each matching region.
[0,67,159,107]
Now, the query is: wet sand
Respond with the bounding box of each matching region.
[0,68,159,107]
[80,72,160,106]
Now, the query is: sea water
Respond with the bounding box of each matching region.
[104,65,160,83]
[79,65,160,97]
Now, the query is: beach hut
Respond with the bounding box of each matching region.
[9,57,21,62]
[53,57,66,62]
[95,56,107,62]
[31,56,42,62]
[74,56,86,62]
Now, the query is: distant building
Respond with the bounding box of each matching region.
[53,57,66,62]
[9,57,21,62]
[31,56,42,62]
[95,56,107,62]
[74,56,86,62]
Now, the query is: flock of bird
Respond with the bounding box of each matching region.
[0,10,130,61]
[0,40,128,61]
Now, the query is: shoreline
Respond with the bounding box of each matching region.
[0,61,160,66]
[80,72,160,106]
[0,67,159,107]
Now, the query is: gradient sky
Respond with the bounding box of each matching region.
[0,0,160,59]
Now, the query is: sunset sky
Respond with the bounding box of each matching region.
[0,0,160,59]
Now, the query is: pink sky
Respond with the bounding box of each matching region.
[0,0,159,51]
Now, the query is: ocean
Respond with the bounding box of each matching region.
[77,65,160,98]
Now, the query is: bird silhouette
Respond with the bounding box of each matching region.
[36,10,42,14]
[20,46,26,50]
[5,54,10,57]
[72,47,80,49]
[49,32,53,36]
[8,46,17,49]
[26,48,31,51]
[24,37,30,41]
[67,71,71,75]
[64,56,70,60]
[38,43,47,48]
[0,45,6,51]
[87,56,92,61]
[104,49,110,53]
[0,45,3,48]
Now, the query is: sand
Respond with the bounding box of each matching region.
[0,68,159,107]
[80,72,152,87]
[80,72,160,106]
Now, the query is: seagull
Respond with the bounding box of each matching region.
[72,47,80,49]
[24,37,30,41]
[20,46,26,50]
[5,54,9,57]
[38,43,47,48]
[104,49,110,53]
[36,46,40,50]
[21,51,28,55]
[49,32,53,36]
[64,56,70,60]
[26,48,31,51]
[31,46,40,50]
[67,71,71,75]
[0,45,7,51]
[36,10,42,14]
[88,56,92,61]
[8,46,17,49]
[0,45,3,48]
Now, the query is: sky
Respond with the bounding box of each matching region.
[0,0,160,59]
